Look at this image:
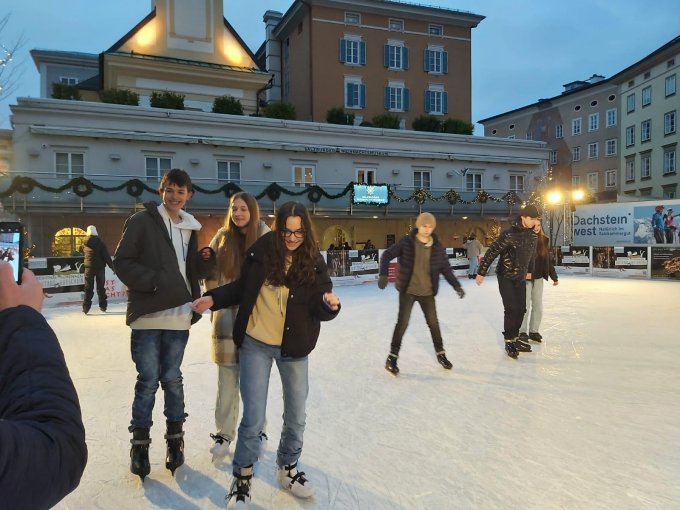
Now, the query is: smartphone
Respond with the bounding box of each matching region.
[0,222,24,284]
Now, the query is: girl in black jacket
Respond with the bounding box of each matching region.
[192,201,340,508]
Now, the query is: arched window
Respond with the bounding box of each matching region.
[52,226,87,257]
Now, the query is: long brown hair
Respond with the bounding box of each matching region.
[535,223,549,257]
[266,201,319,287]
[216,192,261,281]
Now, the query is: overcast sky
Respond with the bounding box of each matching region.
[1,0,677,133]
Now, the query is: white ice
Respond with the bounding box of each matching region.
[49,275,680,509]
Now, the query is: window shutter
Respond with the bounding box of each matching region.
[360,41,366,65]
[384,87,390,110]
[403,47,409,70]
[360,84,366,108]
[404,88,410,111]
[340,39,347,63]
[442,51,448,74]
[384,45,389,68]
[424,49,430,72]
[425,90,431,113]
[443,92,448,114]
[346,83,354,107]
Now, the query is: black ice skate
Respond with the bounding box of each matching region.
[514,338,532,352]
[436,352,453,370]
[165,421,185,475]
[385,354,399,375]
[130,428,151,481]
[529,332,543,342]
[518,332,529,342]
[504,340,519,359]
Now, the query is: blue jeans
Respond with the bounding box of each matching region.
[468,256,479,276]
[129,329,189,432]
[232,335,309,472]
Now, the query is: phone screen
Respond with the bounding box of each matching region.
[0,222,23,283]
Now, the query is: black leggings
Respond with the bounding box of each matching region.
[497,276,527,340]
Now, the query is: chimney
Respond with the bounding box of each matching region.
[263,10,283,103]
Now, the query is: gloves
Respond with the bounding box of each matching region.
[377,274,388,289]
[456,287,465,299]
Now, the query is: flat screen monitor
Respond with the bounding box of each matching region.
[352,183,390,206]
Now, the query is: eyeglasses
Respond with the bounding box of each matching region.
[281,229,306,239]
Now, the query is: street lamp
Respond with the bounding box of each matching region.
[544,188,585,246]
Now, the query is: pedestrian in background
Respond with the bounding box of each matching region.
[377,212,465,375]
[463,233,483,279]
[82,224,114,314]
[519,222,558,344]
[476,205,539,359]
[203,192,270,462]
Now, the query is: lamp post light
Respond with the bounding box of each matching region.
[545,188,585,246]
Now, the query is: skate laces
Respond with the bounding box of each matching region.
[283,463,309,487]
[210,433,229,445]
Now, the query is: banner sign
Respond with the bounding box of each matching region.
[446,247,469,277]
[591,246,649,279]
[552,246,590,274]
[650,246,680,281]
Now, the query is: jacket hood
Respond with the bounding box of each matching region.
[144,201,202,231]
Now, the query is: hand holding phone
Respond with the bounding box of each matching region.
[0,221,24,283]
[0,262,44,313]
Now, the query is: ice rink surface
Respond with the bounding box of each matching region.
[49,275,679,509]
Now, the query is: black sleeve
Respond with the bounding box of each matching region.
[0,306,87,510]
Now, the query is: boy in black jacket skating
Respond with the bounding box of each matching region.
[475,205,540,358]
[378,212,465,375]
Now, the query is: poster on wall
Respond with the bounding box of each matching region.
[446,247,469,277]
[650,246,680,281]
[591,246,648,278]
[326,249,379,285]
[553,246,590,274]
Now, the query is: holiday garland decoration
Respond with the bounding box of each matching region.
[0,175,529,207]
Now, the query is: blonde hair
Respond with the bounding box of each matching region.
[216,192,261,281]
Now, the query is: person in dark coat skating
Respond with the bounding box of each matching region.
[377,212,465,375]
[82,224,114,314]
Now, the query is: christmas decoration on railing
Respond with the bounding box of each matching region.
[0,176,525,207]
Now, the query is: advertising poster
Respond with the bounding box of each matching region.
[650,247,680,281]
[326,249,352,277]
[446,247,469,277]
[326,249,379,285]
[553,246,590,274]
[591,246,648,279]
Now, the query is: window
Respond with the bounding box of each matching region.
[356,168,376,184]
[572,117,582,135]
[664,148,676,174]
[413,169,431,190]
[588,142,599,160]
[588,112,599,131]
[605,170,617,188]
[665,110,676,135]
[424,46,448,74]
[606,108,617,128]
[59,76,78,85]
[425,86,448,115]
[465,172,482,192]
[217,161,241,183]
[428,24,443,36]
[627,93,635,113]
[145,156,171,181]
[509,175,524,192]
[642,86,652,107]
[663,189,677,200]
[555,124,563,138]
[641,119,651,142]
[666,74,676,97]
[587,172,598,192]
[572,146,581,162]
[384,42,409,70]
[339,37,366,65]
[625,157,635,181]
[606,139,617,156]
[641,153,651,178]
[550,150,557,164]
[388,18,404,32]
[572,175,581,186]
[345,77,366,109]
[345,12,360,25]
[590,100,598,107]
[293,165,315,187]
[526,130,533,140]
[384,82,409,112]
[55,152,84,178]
[626,125,635,147]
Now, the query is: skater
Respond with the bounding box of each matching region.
[192,201,340,509]
[0,261,87,509]
[475,205,539,359]
[81,225,114,314]
[377,212,465,375]
[652,205,665,244]
[113,169,214,481]
[464,233,483,279]
[203,192,270,462]
[519,222,558,344]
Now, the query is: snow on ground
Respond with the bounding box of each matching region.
[50,275,680,510]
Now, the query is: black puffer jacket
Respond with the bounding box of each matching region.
[0,305,87,510]
[477,218,537,280]
[531,234,558,282]
[379,229,462,295]
[204,232,340,358]
[82,235,113,273]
